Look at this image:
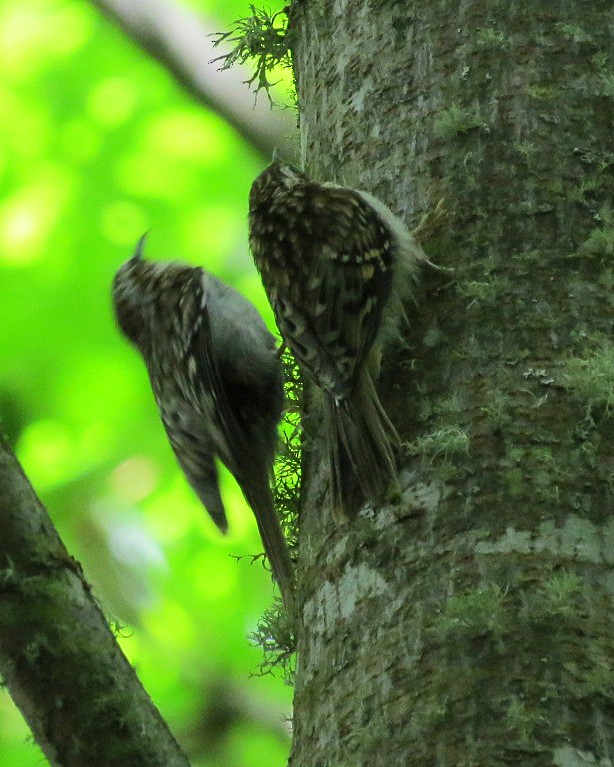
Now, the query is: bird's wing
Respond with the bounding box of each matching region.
[270,184,394,398]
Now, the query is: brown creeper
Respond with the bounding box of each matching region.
[249,160,426,520]
[112,235,294,607]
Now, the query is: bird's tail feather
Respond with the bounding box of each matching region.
[243,481,295,610]
[326,372,400,522]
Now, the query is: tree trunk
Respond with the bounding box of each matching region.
[289,2,614,765]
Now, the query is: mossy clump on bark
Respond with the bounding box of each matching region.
[211,5,292,101]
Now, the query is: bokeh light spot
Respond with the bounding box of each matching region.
[0,2,94,81]
[101,199,149,245]
[0,165,74,265]
[185,205,242,260]
[88,77,138,127]
[17,418,76,489]
[144,110,226,163]
[108,519,166,568]
[60,119,102,163]
[111,455,160,502]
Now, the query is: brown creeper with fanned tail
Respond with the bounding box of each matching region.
[249,160,426,521]
[112,235,294,607]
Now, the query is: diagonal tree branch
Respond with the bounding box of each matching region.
[89,0,298,159]
[0,432,191,767]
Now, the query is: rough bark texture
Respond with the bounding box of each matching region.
[0,434,191,767]
[289,2,614,765]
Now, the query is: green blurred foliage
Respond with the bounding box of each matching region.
[0,0,292,764]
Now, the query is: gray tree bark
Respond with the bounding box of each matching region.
[289,2,614,765]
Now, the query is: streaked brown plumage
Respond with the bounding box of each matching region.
[249,160,426,520]
[113,235,294,607]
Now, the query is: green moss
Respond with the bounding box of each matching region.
[554,23,592,44]
[560,340,614,417]
[592,51,609,71]
[578,205,614,255]
[420,697,448,728]
[407,426,470,461]
[0,559,17,587]
[434,104,487,140]
[246,348,302,659]
[475,28,509,49]
[416,573,614,751]
[423,326,444,348]
[505,697,545,744]
[531,446,554,465]
[597,268,614,291]
[456,276,510,308]
[480,390,511,431]
[211,5,291,100]
[435,392,467,418]
[456,280,491,304]
[433,459,462,483]
[536,483,561,505]
[432,584,508,641]
[501,441,571,503]
[274,349,302,548]
[574,437,598,470]
[507,445,524,463]
[598,74,614,98]
[534,571,583,619]
[514,199,556,216]
[505,467,525,497]
[451,334,493,365]
[570,176,607,206]
[580,663,614,700]
[249,600,296,679]
[528,85,555,100]
[515,140,538,161]
[591,56,614,101]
